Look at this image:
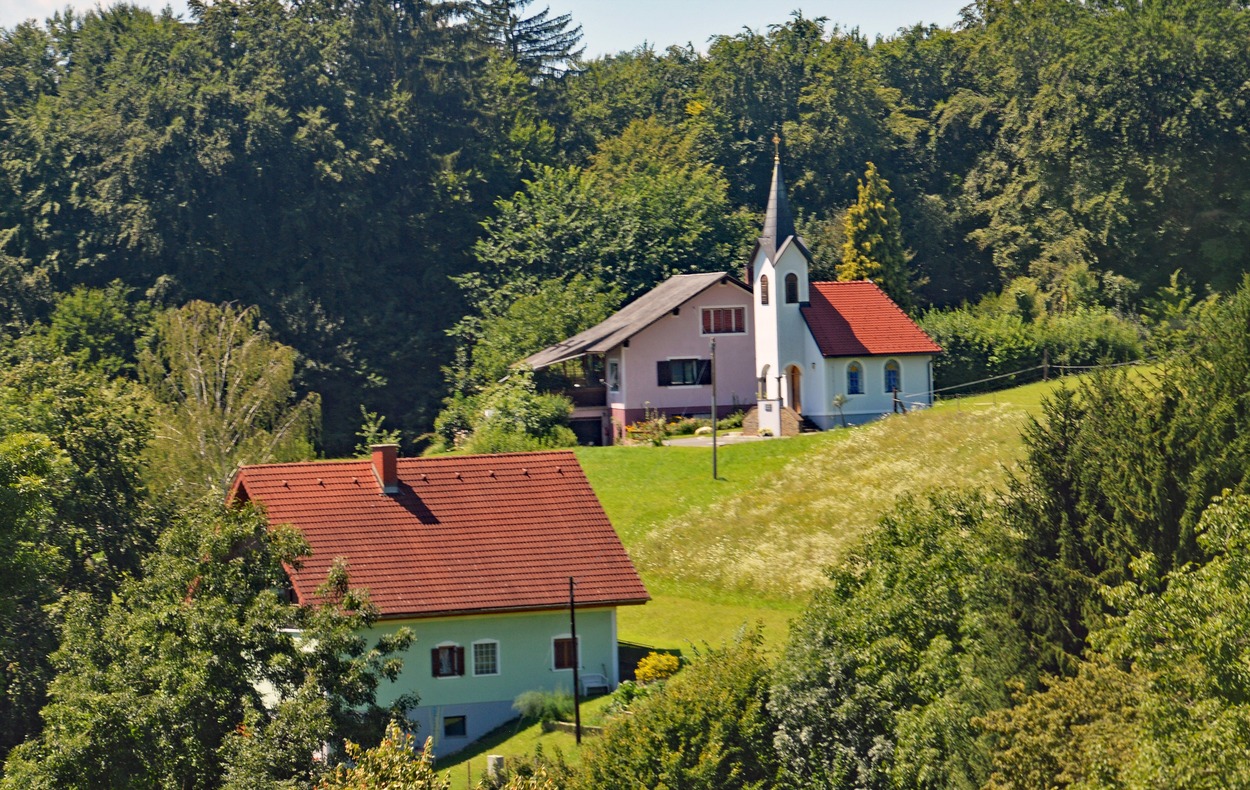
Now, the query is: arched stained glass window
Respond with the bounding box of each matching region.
[884,360,901,393]
[760,275,770,305]
[785,273,798,303]
[846,362,863,395]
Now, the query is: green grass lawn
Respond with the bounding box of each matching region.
[434,695,615,787]
[584,376,1079,602]
[572,374,1119,651]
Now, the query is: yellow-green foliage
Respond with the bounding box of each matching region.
[838,162,912,311]
[318,721,449,790]
[633,651,680,684]
[490,766,564,790]
[574,630,776,790]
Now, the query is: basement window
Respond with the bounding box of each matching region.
[443,715,467,738]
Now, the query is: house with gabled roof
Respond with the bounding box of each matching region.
[526,154,941,441]
[525,272,758,444]
[228,445,648,756]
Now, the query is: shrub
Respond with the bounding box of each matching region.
[717,410,745,430]
[431,369,577,454]
[512,690,574,724]
[315,722,448,790]
[634,651,681,684]
[666,417,705,436]
[573,629,777,790]
[478,743,572,790]
[626,405,667,446]
[602,680,657,716]
[921,302,1143,395]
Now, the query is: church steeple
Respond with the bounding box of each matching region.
[759,135,797,264]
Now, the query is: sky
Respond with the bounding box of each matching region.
[1,0,970,52]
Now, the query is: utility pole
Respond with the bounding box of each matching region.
[569,576,581,745]
[710,338,718,480]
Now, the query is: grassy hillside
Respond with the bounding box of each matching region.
[576,376,1082,650]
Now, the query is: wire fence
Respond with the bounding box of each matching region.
[897,357,1154,411]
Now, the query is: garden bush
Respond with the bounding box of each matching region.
[512,690,574,724]
[634,651,681,684]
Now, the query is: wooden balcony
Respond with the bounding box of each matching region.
[564,385,607,408]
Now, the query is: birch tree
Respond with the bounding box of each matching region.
[139,301,319,503]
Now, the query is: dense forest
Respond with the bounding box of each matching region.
[3,0,1247,452]
[4,0,1250,786]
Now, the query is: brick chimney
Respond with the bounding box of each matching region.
[371,444,399,494]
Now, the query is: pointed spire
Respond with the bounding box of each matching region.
[760,135,796,262]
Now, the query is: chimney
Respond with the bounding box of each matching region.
[371,444,399,494]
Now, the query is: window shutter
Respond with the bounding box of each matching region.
[657,361,672,386]
[431,648,440,676]
[697,360,712,386]
[455,646,465,676]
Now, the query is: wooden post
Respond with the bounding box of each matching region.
[569,576,581,745]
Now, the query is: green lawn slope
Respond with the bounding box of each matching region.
[576,375,1083,652]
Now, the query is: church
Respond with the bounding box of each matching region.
[525,154,942,444]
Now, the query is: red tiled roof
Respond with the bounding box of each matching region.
[801,281,942,357]
[229,451,648,619]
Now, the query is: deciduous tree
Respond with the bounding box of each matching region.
[138,301,319,504]
[1,504,412,789]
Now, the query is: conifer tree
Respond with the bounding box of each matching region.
[838,162,914,311]
[468,0,584,76]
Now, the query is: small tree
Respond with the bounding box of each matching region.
[838,162,915,312]
[574,629,777,790]
[832,393,848,428]
[316,721,449,790]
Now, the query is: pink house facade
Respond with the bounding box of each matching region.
[525,273,756,444]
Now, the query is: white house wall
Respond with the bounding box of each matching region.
[804,353,935,429]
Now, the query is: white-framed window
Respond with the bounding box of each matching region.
[607,360,621,392]
[701,306,747,335]
[472,640,499,676]
[884,360,901,393]
[846,361,863,395]
[553,635,580,671]
[431,643,464,678]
